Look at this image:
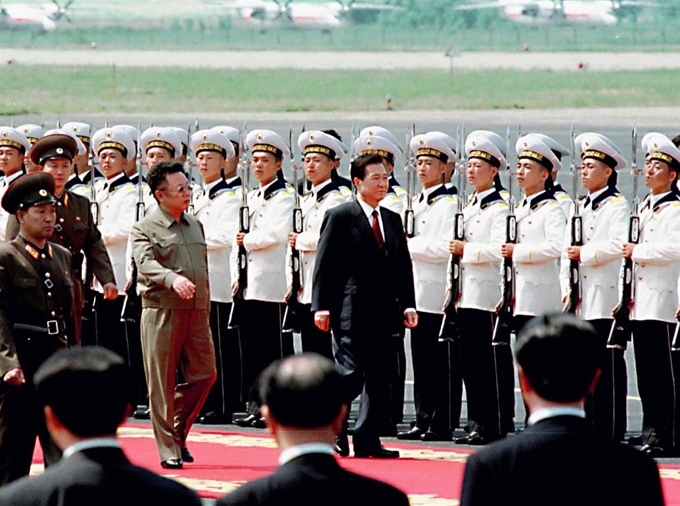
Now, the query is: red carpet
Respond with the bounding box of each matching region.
[29,423,680,505]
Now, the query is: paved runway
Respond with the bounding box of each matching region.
[2,48,679,71]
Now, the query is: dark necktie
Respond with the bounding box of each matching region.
[583,195,591,208]
[372,210,384,252]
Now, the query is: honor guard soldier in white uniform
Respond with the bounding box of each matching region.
[189,129,243,425]
[0,128,30,241]
[502,135,567,332]
[466,131,510,202]
[397,132,457,442]
[289,130,348,359]
[625,133,680,457]
[91,128,138,360]
[211,126,244,190]
[232,130,295,429]
[112,125,141,183]
[141,127,183,214]
[453,131,515,445]
[15,125,42,173]
[428,131,458,195]
[322,129,353,199]
[527,133,573,218]
[356,127,406,215]
[62,122,95,196]
[562,133,629,441]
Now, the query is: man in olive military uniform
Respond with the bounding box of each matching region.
[131,161,216,470]
[6,134,117,346]
[0,172,75,485]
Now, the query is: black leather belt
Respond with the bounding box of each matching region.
[14,320,62,335]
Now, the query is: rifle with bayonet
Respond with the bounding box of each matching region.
[439,124,466,341]
[492,126,518,346]
[122,123,145,323]
[404,123,416,238]
[565,125,582,314]
[282,127,303,333]
[228,125,251,330]
[608,126,639,350]
[350,122,358,200]
[187,120,197,214]
[89,122,99,224]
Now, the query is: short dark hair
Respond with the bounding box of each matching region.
[672,134,680,149]
[350,153,386,181]
[34,347,133,438]
[258,353,344,428]
[515,313,600,403]
[322,129,343,142]
[148,161,186,199]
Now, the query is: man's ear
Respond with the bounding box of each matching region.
[331,404,349,436]
[261,404,276,432]
[44,405,62,434]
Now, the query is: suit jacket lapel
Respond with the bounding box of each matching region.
[380,207,394,254]
[351,201,380,252]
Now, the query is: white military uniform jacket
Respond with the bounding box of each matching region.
[195,177,241,304]
[0,170,24,242]
[381,184,405,217]
[65,174,92,200]
[630,191,680,323]
[553,184,573,219]
[94,173,137,292]
[289,180,347,305]
[513,191,566,316]
[560,186,629,321]
[458,188,508,313]
[408,184,456,314]
[129,172,158,216]
[231,178,294,303]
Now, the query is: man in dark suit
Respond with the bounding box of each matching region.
[460,313,664,506]
[217,353,409,506]
[0,346,202,505]
[312,153,417,459]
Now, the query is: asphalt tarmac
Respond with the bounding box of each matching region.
[2,48,680,71]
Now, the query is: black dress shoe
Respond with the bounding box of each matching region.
[198,412,231,425]
[396,426,426,440]
[335,435,350,457]
[160,458,183,469]
[132,407,150,420]
[455,431,487,446]
[640,444,668,457]
[354,446,400,459]
[421,430,452,442]
[234,414,259,427]
[181,448,194,463]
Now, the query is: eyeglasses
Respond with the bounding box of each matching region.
[159,185,192,194]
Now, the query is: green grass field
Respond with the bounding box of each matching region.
[1,66,679,115]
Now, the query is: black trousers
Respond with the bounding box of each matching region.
[94,293,128,361]
[459,308,515,437]
[632,319,679,449]
[333,330,393,452]
[240,300,289,416]
[124,316,148,408]
[299,303,333,360]
[201,301,245,418]
[585,319,627,441]
[410,311,461,434]
[0,383,61,485]
[388,330,407,430]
